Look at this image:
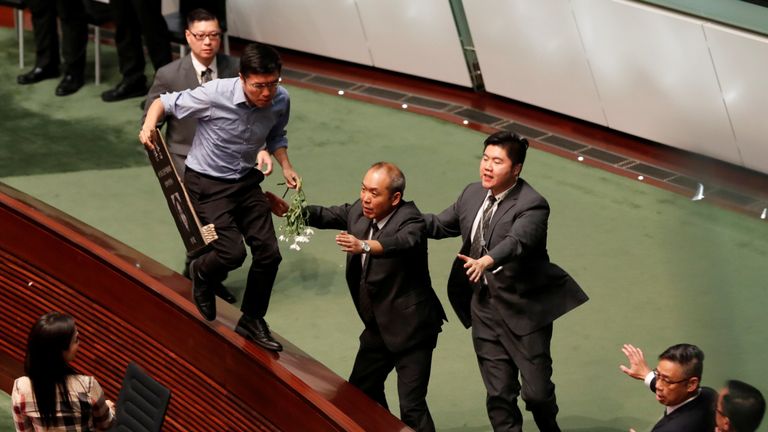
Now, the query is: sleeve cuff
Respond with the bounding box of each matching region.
[644,371,655,388]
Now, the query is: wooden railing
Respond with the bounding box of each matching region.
[0,182,410,432]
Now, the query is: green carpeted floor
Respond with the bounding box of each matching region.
[2,28,767,431]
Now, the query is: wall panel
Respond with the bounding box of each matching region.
[228,0,373,66]
[355,0,471,87]
[705,24,768,173]
[463,0,606,125]
[572,0,742,165]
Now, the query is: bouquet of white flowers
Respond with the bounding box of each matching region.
[278,178,314,251]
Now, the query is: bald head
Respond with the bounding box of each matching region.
[368,162,405,197]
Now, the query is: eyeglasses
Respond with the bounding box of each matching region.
[188,31,221,41]
[653,368,690,385]
[245,78,281,91]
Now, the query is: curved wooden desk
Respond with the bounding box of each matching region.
[0,182,410,432]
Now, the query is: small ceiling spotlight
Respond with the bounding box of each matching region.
[337,90,345,96]
[401,104,408,109]
[462,120,469,125]
[577,156,584,162]
[637,175,644,181]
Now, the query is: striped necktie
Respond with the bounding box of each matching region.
[470,195,496,259]
[201,68,212,84]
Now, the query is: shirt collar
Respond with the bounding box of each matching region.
[233,79,249,107]
[373,209,396,230]
[486,180,518,203]
[666,390,701,415]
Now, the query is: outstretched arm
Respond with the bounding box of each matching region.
[424,185,473,239]
[139,98,166,151]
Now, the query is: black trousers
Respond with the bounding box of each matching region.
[348,328,437,432]
[471,289,560,432]
[184,168,281,319]
[28,0,88,76]
[108,0,171,83]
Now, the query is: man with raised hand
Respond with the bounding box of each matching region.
[621,343,717,432]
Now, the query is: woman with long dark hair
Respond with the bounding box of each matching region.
[11,311,115,431]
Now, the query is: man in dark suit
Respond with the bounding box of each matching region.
[716,379,765,432]
[142,8,238,304]
[102,0,172,101]
[16,0,88,96]
[303,162,447,431]
[424,131,588,431]
[621,343,717,432]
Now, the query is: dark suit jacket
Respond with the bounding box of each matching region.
[650,383,717,432]
[143,53,239,156]
[306,200,447,353]
[424,180,588,335]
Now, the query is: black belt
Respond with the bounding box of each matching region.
[186,167,263,185]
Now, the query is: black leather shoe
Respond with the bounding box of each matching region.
[55,74,84,96]
[189,259,216,321]
[101,79,148,102]
[214,283,237,304]
[17,66,59,85]
[235,316,283,352]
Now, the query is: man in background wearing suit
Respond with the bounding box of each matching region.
[716,379,765,432]
[302,162,446,431]
[142,8,239,304]
[424,131,588,431]
[621,343,717,432]
[102,0,172,102]
[16,0,88,96]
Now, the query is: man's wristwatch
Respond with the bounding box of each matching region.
[360,241,371,254]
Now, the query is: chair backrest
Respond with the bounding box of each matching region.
[111,362,171,432]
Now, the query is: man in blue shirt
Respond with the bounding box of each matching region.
[140,43,298,352]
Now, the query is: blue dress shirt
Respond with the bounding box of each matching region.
[160,77,290,180]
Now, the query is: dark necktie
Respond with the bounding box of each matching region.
[201,68,212,84]
[470,195,496,259]
[358,221,378,326]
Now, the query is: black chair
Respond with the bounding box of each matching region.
[164,0,229,57]
[82,0,113,85]
[110,362,171,432]
[0,0,26,68]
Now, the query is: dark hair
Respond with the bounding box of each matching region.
[484,131,529,166]
[369,162,405,197]
[723,380,766,432]
[24,312,78,428]
[186,8,218,28]
[658,343,704,382]
[240,43,282,77]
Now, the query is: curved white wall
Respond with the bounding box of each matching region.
[210,0,768,175]
[704,24,768,173]
[463,0,606,125]
[227,0,471,87]
[572,0,742,165]
[227,0,372,66]
[355,0,471,87]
